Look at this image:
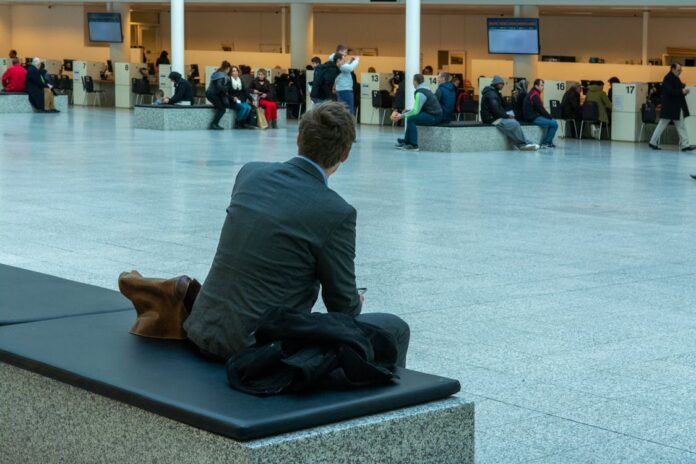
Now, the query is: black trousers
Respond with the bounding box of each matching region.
[208,94,227,126]
[356,313,410,368]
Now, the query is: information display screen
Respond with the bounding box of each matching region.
[87,13,123,43]
[487,18,540,55]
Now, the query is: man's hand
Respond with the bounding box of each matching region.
[360,294,365,305]
[684,88,690,95]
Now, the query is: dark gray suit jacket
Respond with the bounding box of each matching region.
[184,157,362,359]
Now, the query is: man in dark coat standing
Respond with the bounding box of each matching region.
[25,57,46,111]
[649,63,695,151]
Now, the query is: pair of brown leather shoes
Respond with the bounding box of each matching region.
[118,271,201,340]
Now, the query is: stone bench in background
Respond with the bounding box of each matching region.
[0,92,68,114]
[419,122,545,152]
[134,104,287,131]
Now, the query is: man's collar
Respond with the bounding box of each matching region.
[288,156,329,185]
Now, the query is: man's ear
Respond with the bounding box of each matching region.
[296,134,301,147]
[340,146,351,163]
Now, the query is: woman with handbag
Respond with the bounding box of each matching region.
[206,61,232,130]
[249,69,278,129]
[228,65,253,129]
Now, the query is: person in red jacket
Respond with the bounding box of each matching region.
[2,58,27,92]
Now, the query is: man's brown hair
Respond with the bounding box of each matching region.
[298,102,355,169]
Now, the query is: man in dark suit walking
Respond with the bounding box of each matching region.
[649,63,696,152]
[183,102,410,364]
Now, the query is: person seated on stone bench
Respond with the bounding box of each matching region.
[38,60,58,113]
[162,72,193,106]
[206,60,232,130]
[523,79,558,149]
[480,75,538,152]
[25,57,58,113]
[250,69,278,129]
[435,71,456,124]
[120,102,410,366]
[228,65,253,129]
[2,58,27,93]
[393,74,443,152]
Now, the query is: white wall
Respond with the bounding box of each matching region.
[11,5,108,62]
[6,6,696,78]
[0,5,12,54]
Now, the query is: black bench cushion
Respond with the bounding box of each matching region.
[435,121,536,128]
[0,311,461,441]
[135,104,214,109]
[0,264,131,325]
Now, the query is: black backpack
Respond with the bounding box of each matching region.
[310,61,330,99]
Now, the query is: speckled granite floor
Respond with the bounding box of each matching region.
[3,107,696,462]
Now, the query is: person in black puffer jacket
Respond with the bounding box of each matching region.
[480,75,538,151]
[164,71,194,105]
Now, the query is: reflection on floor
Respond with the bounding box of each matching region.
[3,108,696,462]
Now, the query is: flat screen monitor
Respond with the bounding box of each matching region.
[87,13,123,43]
[487,18,540,55]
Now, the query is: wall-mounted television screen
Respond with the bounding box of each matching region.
[487,18,540,55]
[87,13,123,43]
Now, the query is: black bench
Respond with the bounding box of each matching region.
[0,264,130,325]
[0,266,474,462]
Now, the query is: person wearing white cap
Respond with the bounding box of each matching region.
[480,75,538,151]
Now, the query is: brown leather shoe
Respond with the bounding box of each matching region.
[118,271,200,340]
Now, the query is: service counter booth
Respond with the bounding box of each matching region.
[115,63,149,108]
[611,83,648,142]
[158,64,172,98]
[72,60,114,107]
[360,72,393,126]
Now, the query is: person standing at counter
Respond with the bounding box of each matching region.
[649,63,696,152]
[2,58,27,92]
[163,72,194,105]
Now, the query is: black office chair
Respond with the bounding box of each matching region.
[131,78,151,105]
[456,99,479,122]
[372,90,393,125]
[81,76,105,106]
[284,83,304,120]
[579,101,606,140]
[639,103,659,143]
[550,99,577,138]
[59,75,73,103]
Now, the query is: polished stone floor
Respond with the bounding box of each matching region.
[3,107,696,462]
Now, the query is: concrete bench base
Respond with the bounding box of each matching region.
[420,123,545,152]
[134,105,287,131]
[0,362,474,464]
[0,93,68,113]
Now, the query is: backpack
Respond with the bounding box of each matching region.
[310,61,330,99]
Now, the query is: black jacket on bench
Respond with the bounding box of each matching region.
[226,308,398,396]
[169,73,194,105]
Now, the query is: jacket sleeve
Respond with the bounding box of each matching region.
[602,92,612,110]
[317,208,362,318]
[340,59,359,74]
[485,92,507,120]
[1,69,9,86]
[402,92,424,118]
[168,83,185,104]
[534,94,552,119]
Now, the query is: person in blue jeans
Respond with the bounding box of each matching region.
[228,65,253,129]
[335,54,360,115]
[523,79,558,149]
[393,74,443,151]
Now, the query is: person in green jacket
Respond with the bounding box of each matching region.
[585,81,612,125]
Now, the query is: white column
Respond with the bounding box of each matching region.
[290,3,313,70]
[642,10,649,65]
[512,5,539,81]
[171,0,185,75]
[108,3,131,64]
[281,7,287,55]
[405,0,420,110]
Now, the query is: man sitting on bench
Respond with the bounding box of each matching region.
[480,75,539,152]
[179,102,410,365]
